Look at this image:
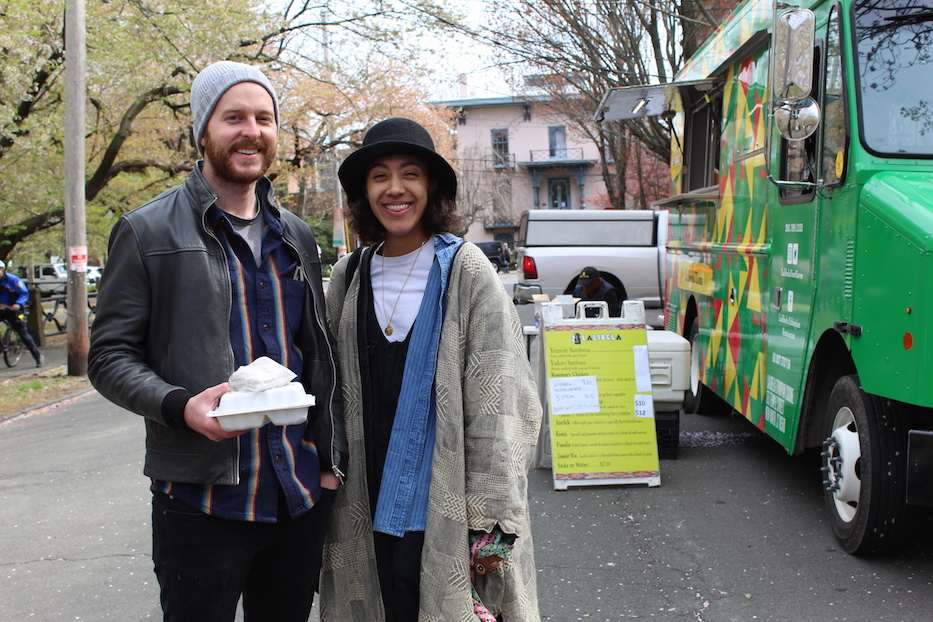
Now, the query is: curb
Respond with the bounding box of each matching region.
[0,387,98,426]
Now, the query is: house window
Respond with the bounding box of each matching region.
[549,178,571,209]
[549,126,567,158]
[491,129,509,167]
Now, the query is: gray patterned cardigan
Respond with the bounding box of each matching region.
[321,241,542,621]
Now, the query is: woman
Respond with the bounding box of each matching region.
[321,117,541,621]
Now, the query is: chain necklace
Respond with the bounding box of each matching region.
[381,236,429,336]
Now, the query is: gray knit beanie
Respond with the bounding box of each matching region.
[190,61,279,155]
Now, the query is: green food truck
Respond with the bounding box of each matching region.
[597,0,933,554]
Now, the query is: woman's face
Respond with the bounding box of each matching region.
[365,154,431,254]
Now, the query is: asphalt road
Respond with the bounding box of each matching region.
[2,271,933,620]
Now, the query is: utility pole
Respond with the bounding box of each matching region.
[322,7,347,254]
[65,0,88,376]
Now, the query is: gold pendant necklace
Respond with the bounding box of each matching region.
[381,237,429,336]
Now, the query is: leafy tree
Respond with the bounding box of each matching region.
[0,0,462,264]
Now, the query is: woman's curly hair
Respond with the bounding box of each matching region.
[346,167,464,247]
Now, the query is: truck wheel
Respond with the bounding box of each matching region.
[821,375,908,554]
[684,318,723,414]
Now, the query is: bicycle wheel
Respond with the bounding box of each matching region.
[3,323,23,367]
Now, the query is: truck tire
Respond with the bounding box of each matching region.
[821,375,908,554]
[684,317,725,414]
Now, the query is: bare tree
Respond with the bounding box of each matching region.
[441,0,739,208]
[454,142,521,236]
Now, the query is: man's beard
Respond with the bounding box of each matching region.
[202,133,276,184]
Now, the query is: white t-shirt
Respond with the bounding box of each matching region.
[370,236,436,342]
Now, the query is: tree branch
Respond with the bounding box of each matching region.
[85,86,186,200]
[0,48,65,160]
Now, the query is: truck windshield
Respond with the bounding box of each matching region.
[855,1,933,156]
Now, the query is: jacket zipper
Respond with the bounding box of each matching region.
[202,209,241,486]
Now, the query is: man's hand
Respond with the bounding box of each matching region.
[183,382,244,442]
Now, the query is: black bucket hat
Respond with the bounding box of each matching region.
[338,117,458,204]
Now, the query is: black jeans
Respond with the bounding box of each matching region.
[152,489,336,622]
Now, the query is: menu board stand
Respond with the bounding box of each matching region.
[539,300,660,490]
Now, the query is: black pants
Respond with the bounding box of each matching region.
[0,308,41,362]
[152,490,336,622]
[373,530,425,622]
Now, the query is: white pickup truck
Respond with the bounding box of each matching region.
[17,262,68,297]
[512,209,668,328]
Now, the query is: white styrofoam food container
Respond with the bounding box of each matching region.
[208,382,315,432]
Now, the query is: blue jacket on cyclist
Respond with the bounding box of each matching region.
[0,259,44,367]
[0,261,30,309]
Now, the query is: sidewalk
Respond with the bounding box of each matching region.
[0,334,68,383]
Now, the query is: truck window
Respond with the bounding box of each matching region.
[855,1,933,157]
[524,218,655,247]
[779,43,821,201]
[683,88,722,191]
[820,4,847,186]
[684,89,722,192]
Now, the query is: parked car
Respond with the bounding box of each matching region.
[511,209,668,328]
[475,241,511,273]
[17,263,67,297]
[86,266,102,291]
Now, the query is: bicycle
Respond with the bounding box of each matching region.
[0,305,25,367]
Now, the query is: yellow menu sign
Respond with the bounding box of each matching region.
[544,323,660,489]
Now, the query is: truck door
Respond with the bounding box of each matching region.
[766,57,823,447]
[766,116,820,450]
[765,6,850,451]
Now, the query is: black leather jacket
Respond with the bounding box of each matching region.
[88,165,347,485]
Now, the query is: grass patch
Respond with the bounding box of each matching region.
[0,366,93,418]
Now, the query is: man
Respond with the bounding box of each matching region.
[88,61,346,622]
[0,260,44,367]
[572,266,622,317]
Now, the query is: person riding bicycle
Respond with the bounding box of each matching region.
[0,260,45,367]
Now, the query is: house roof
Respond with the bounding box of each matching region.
[432,94,551,109]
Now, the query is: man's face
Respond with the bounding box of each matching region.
[581,279,600,296]
[201,82,277,185]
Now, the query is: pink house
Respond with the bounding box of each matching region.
[438,95,610,248]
